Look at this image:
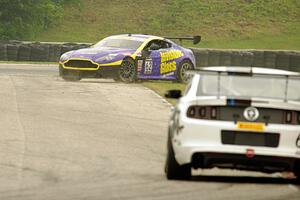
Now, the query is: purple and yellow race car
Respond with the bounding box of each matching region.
[59,34,200,82]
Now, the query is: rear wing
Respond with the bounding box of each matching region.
[187,68,300,102]
[187,67,300,77]
[165,35,201,45]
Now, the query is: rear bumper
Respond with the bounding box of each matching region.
[191,152,299,173]
[172,118,300,173]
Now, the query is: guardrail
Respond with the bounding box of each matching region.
[0,41,299,71]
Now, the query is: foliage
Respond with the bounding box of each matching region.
[35,0,300,50]
[0,0,80,40]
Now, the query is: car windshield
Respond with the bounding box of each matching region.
[94,38,143,49]
[197,73,300,101]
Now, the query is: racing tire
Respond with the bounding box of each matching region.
[165,131,191,180]
[176,60,194,83]
[118,58,137,83]
[294,160,300,184]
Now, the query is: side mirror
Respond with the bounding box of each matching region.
[165,90,182,99]
[149,43,160,51]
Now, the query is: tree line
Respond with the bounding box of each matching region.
[0,0,79,40]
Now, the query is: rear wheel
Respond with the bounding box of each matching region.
[165,131,191,180]
[294,160,300,183]
[176,60,194,83]
[118,58,137,83]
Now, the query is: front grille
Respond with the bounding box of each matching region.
[64,60,98,69]
[221,130,280,147]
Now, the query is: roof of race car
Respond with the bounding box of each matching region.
[106,34,164,42]
[203,66,300,76]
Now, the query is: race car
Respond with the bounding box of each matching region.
[165,66,300,180]
[59,34,200,82]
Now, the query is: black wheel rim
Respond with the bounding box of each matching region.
[119,59,136,82]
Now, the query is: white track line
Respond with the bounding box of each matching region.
[147,88,173,108]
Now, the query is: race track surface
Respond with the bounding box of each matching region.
[0,64,299,200]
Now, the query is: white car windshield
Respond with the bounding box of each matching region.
[197,73,300,101]
[94,38,143,50]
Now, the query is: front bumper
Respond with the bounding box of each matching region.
[59,64,120,79]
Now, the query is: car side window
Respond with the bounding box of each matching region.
[144,40,171,51]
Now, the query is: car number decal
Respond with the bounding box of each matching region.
[296,134,300,148]
[144,59,153,74]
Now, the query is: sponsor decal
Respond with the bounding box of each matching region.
[160,61,176,74]
[160,50,183,74]
[137,60,143,72]
[144,59,153,74]
[162,71,175,77]
[160,50,184,63]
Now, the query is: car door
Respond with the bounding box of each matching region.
[138,39,172,79]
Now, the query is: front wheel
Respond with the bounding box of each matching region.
[176,60,194,83]
[165,131,191,180]
[118,58,137,83]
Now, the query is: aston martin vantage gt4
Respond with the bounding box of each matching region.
[59,34,200,82]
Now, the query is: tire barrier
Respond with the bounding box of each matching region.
[30,43,50,61]
[0,41,299,73]
[231,51,242,66]
[208,50,220,66]
[290,53,300,71]
[6,44,19,61]
[0,41,91,62]
[263,51,277,68]
[18,44,31,61]
[0,43,7,61]
[275,51,290,69]
[219,51,232,66]
[252,51,264,67]
[241,52,254,66]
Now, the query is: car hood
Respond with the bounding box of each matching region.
[61,47,136,64]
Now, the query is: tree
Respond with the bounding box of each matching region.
[0,0,67,40]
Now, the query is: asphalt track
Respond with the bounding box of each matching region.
[0,63,299,200]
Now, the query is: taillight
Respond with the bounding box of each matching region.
[284,110,300,125]
[211,107,217,119]
[286,111,292,124]
[187,107,196,118]
[187,106,218,120]
[199,107,206,118]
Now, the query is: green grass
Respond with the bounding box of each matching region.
[141,81,186,105]
[35,0,300,50]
